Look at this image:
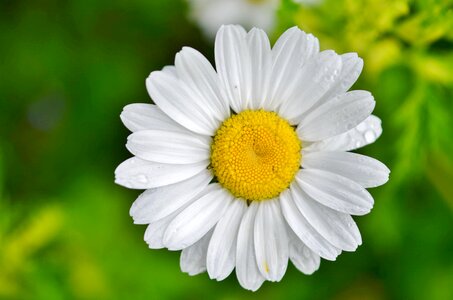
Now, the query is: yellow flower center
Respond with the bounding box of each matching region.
[211,110,301,201]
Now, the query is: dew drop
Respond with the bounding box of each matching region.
[356,121,367,131]
[364,130,376,143]
[357,156,367,163]
[136,174,148,184]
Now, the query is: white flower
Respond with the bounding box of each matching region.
[115,25,390,291]
[187,0,279,38]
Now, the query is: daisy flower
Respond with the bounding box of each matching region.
[187,0,279,38]
[115,25,390,291]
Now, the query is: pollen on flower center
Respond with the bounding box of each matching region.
[210,110,302,201]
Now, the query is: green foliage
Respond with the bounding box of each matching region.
[1,0,453,299]
[279,0,453,189]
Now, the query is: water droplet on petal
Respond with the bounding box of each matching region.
[364,130,376,143]
[356,122,367,131]
[137,174,148,184]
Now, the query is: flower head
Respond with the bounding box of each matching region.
[115,25,390,291]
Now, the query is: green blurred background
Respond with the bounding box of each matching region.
[1,0,452,299]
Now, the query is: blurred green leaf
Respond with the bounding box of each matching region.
[427,152,453,212]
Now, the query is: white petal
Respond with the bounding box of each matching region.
[175,47,230,122]
[130,169,213,224]
[312,53,364,110]
[302,33,320,61]
[115,157,208,189]
[162,65,177,76]
[287,229,320,275]
[246,28,272,110]
[303,115,383,152]
[163,184,233,250]
[254,199,289,281]
[267,27,319,111]
[207,199,247,281]
[326,53,363,99]
[296,169,374,216]
[146,70,218,135]
[302,151,390,188]
[278,50,342,123]
[291,184,362,251]
[120,103,187,133]
[215,25,251,112]
[236,202,265,291]
[180,230,213,276]
[144,208,183,249]
[297,90,375,141]
[280,189,341,260]
[126,130,211,164]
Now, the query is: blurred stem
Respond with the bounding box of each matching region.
[426,152,453,213]
[390,77,426,185]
